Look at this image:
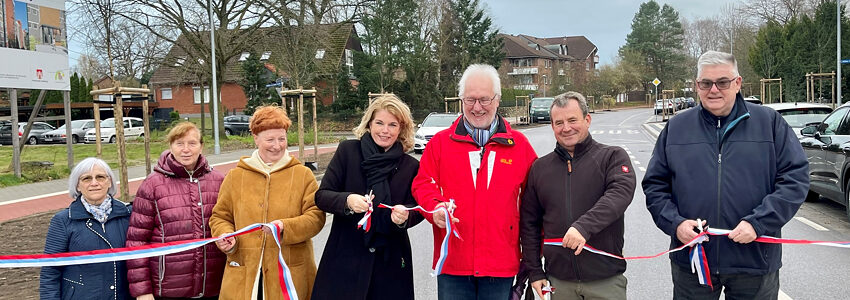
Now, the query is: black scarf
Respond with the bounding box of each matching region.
[360,133,403,250]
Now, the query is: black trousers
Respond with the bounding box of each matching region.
[671,263,779,300]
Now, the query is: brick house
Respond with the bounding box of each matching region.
[499,34,599,96]
[149,23,362,116]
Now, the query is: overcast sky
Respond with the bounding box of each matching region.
[481,0,738,65]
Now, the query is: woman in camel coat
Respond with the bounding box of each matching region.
[210,105,325,300]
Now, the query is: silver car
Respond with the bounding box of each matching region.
[0,122,56,145]
[41,119,96,144]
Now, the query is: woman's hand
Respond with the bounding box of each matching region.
[390,205,410,225]
[263,220,284,236]
[346,193,373,213]
[215,233,236,253]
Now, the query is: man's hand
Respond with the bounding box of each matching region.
[728,220,757,244]
[676,219,707,244]
[215,233,236,253]
[263,220,284,236]
[562,227,586,255]
[136,294,155,300]
[530,279,549,299]
[432,202,459,229]
[390,205,410,225]
[346,193,373,213]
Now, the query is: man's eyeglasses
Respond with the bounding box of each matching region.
[462,95,497,106]
[80,174,109,185]
[697,77,739,90]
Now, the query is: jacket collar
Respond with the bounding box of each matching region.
[154,150,211,179]
[69,197,130,221]
[698,93,750,126]
[450,115,517,146]
[237,151,300,176]
[555,134,595,161]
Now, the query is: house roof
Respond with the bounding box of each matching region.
[149,23,360,86]
[499,33,597,61]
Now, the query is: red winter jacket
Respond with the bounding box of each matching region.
[413,116,537,277]
[126,150,226,298]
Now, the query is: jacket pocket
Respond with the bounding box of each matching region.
[283,242,308,267]
[221,259,246,296]
[60,278,78,300]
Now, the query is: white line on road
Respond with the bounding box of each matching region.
[629,155,636,159]
[779,289,793,300]
[618,111,646,126]
[633,161,641,165]
[794,216,829,231]
[639,167,646,172]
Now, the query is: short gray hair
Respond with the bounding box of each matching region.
[552,91,588,116]
[68,157,117,200]
[458,64,502,98]
[697,51,739,78]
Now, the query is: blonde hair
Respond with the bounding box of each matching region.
[250,105,291,135]
[166,121,202,145]
[353,95,415,152]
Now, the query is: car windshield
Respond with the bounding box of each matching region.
[422,115,457,127]
[58,120,88,130]
[782,114,830,127]
[100,120,115,128]
[531,99,554,108]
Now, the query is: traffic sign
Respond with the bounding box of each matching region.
[652,78,661,86]
[842,59,850,64]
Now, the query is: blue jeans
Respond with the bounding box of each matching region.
[437,274,513,300]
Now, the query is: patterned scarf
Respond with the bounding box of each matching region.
[81,196,113,223]
[462,116,499,147]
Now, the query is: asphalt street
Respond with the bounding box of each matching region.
[310,107,850,299]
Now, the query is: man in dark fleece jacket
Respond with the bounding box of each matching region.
[643,51,808,299]
[520,91,636,300]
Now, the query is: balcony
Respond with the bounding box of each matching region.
[513,84,539,90]
[507,67,539,75]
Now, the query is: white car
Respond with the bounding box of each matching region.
[84,117,146,143]
[763,102,833,138]
[413,112,461,154]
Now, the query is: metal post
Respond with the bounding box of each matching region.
[94,102,102,158]
[63,91,74,169]
[10,88,20,178]
[839,0,843,106]
[209,0,221,154]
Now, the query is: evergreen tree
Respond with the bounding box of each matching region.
[240,50,275,115]
[70,73,80,102]
[438,0,504,98]
[620,1,687,92]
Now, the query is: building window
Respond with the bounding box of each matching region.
[545,60,551,69]
[345,49,354,77]
[260,51,271,60]
[558,69,565,76]
[586,61,590,71]
[315,49,325,59]
[239,52,250,61]
[161,88,172,100]
[175,56,186,67]
[193,86,210,104]
[198,58,205,65]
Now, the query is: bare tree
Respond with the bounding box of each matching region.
[741,0,820,24]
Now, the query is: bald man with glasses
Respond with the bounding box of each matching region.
[643,51,809,299]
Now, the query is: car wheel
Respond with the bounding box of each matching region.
[846,180,850,222]
[28,136,37,145]
[109,136,116,143]
[415,149,423,154]
[72,135,79,144]
[805,190,819,202]
[225,128,232,136]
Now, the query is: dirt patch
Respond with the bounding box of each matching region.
[0,151,337,299]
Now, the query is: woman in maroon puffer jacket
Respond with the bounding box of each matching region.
[126,122,226,300]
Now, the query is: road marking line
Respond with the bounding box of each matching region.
[794,216,829,231]
[639,167,646,172]
[629,155,636,159]
[779,289,792,300]
[642,123,661,138]
[618,112,645,126]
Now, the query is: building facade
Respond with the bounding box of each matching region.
[499,34,599,97]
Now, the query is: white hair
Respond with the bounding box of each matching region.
[697,51,739,78]
[68,157,117,200]
[458,64,502,98]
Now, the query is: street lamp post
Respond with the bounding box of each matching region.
[542,74,547,97]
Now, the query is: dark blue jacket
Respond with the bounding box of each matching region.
[39,197,132,300]
[643,94,809,275]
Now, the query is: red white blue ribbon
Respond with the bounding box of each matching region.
[0,223,300,300]
[375,200,461,276]
[356,190,375,232]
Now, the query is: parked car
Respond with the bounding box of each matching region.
[529,97,555,123]
[41,119,96,144]
[84,117,145,143]
[413,112,461,154]
[763,103,833,138]
[743,96,762,105]
[685,97,696,108]
[799,103,850,219]
[654,99,674,114]
[224,114,251,136]
[0,122,55,145]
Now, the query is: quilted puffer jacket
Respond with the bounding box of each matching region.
[125,150,226,298]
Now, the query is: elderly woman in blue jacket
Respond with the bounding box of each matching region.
[39,157,132,300]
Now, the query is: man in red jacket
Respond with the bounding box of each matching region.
[520,92,635,300]
[412,63,537,300]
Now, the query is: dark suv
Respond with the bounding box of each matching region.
[224,114,251,136]
[800,104,850,220]
[529,97,554,123]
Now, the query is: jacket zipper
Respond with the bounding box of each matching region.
[716,119,722,273]
[566,158,581,281]
[87,219,118,300]
[189,172,207,297]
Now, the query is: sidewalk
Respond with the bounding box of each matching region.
[0,143,340,222]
